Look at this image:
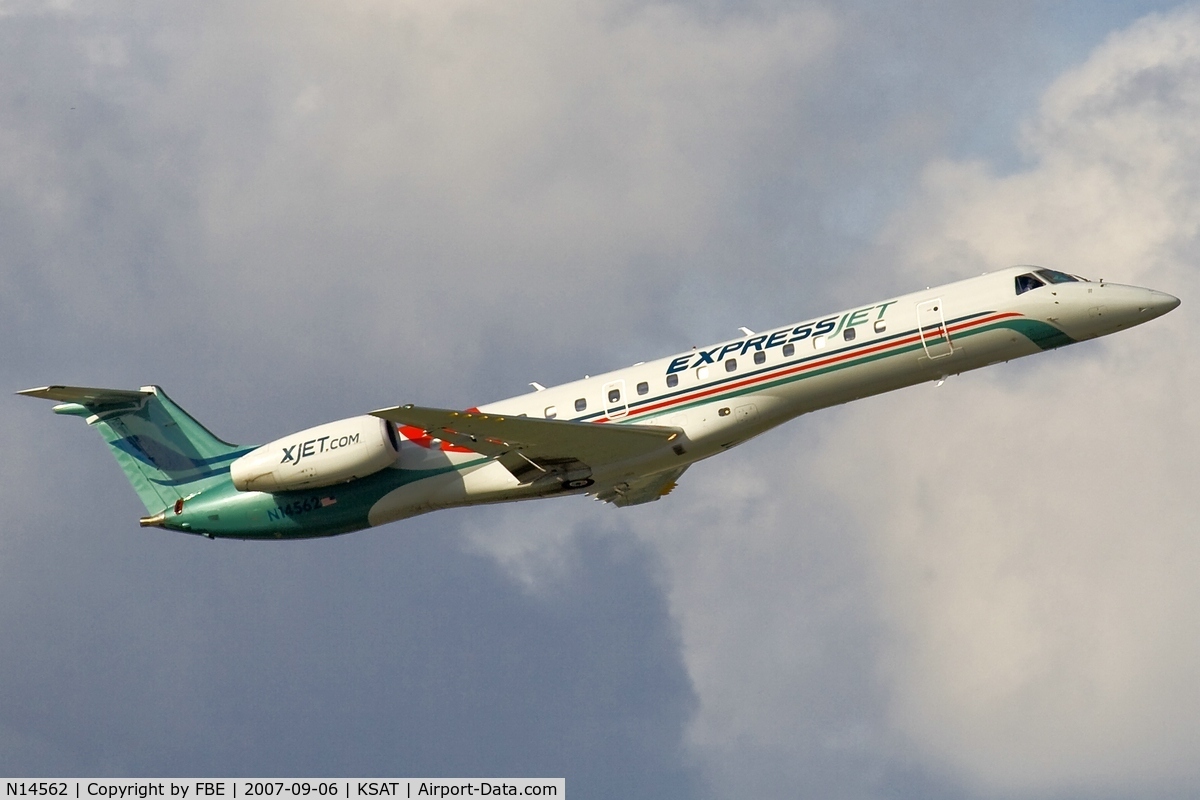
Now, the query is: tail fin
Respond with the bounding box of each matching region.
[18,385,250,515]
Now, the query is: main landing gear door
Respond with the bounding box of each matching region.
[916,298,954,359]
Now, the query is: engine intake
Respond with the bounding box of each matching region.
[230,415,400,492]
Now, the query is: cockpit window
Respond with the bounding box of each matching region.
[1015,273,1045,295]
[1035,268,1079,284]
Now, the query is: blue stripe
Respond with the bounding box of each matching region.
[149,465,237,486]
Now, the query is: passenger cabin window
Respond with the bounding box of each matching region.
[607,388,621,403]
[575,398,587,412]
[666,374,679,388]
[813,335,827,350]
[754,350,766,365]
[782,343,795,357]
[544,406,557,419]
[1036,268,1080,284]
[844,328,856,341]
[725,358,737,372]
[696,365,709,381]
[1015,273,1045,295]
[637,381,649,395]
[874,320,886,333]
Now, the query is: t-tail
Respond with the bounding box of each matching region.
[17,385,250,524]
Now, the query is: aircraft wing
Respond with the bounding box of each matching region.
[594,465,689,507]
[370,404,683,486]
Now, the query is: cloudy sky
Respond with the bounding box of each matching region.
[4,1,1199,797]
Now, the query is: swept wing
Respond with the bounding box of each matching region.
[594,464,689,507]
[370,404,683,488]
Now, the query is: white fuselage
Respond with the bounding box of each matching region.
[367,267,1178,524]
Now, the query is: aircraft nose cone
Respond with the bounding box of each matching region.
[1144,289,1181,318]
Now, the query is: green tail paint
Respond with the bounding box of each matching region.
[20,385,250,514]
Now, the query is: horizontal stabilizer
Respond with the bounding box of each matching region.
[17,385,151,405]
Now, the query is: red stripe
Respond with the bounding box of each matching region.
[593,311,1022,424]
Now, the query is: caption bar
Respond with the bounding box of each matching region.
[4,782,562,800]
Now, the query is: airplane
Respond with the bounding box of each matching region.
[20,266,1179,540]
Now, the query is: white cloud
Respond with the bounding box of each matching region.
[635,438,894,795]
[1,0,850,416]
[863,10,1200,793]
[460,500,597,597]
[8,1,1200,795]
[639,7,1200,797]
[163,0,842,368]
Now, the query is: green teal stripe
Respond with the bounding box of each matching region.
[633,318,1074,421]
[993,318,1076,350]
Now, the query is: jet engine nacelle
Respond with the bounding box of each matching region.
[230,415,400,492]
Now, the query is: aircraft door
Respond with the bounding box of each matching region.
[603,380,629,419]
[916,298,954,359]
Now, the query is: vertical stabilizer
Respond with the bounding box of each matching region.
[18,385,250,515]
